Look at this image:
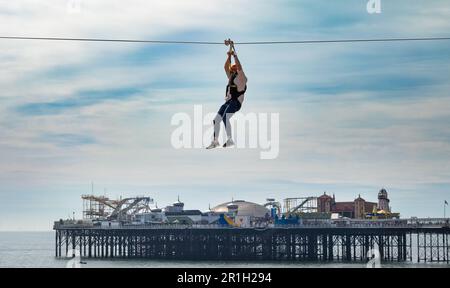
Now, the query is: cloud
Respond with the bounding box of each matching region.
[16,87,142,115]
[37,133,96,147]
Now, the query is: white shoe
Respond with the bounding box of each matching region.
[206,140,220,149]
[223,139,234,148]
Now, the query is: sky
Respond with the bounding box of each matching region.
[0,0,450,230]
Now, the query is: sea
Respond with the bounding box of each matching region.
[0,232,447,268]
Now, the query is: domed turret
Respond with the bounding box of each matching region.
[378,188,388,199]
[378,188,390,212]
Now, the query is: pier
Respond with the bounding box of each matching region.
[54,219,450,263]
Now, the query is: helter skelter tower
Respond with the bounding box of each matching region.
[378,188,390,212]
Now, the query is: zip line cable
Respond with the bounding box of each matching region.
[1,36,450,45]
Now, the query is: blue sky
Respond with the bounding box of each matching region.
[1,0,450,230]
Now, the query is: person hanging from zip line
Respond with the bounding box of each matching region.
[206,39,248,149]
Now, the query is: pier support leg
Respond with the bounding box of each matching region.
[402,233,407,261]
[55,231,58,257]
[328,235,334,261]
[71,232,76,258]
[345,235,351,261]
[308,234,318,261]
[364,235,370,261]
[88,233,92,258]
[445,233,450,264]
[378,235,384,261]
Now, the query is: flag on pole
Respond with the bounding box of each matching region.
[445,200,448,205]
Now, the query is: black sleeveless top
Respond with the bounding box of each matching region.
[226,72,247,100]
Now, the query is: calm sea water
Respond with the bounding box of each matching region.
[0,232,447,268]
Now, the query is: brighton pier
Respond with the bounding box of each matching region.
[54,190,450,263]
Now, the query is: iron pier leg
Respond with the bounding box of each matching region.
[445,233,450,264]
[364,235,370,261]
[55,231,58,257]
[328,235,334,261]
[322,234,328,261]
[345,234,351,261]
[379,234,384,261]
[403,233,407,261]
[424,233,427,262]
[417,232,420,263]
[88,232,92,258]
[71,231,76,258]
[308,233,318,261]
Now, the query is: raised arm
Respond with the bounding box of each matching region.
[233,54,243,71]
[224,51,232,78]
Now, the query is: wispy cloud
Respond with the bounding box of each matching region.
[16,87,142,115]
[37,133,96,147]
